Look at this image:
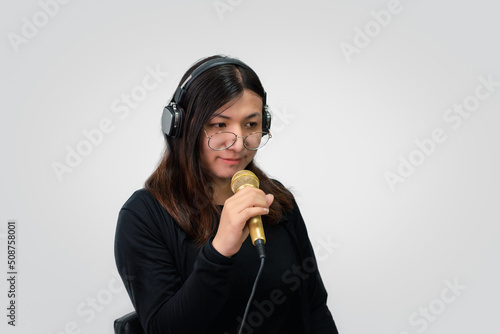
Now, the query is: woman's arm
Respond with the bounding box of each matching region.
[114,192,235,334]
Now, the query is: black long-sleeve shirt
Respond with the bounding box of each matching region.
[114,188,338,334]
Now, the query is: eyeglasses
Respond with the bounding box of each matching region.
[203,130,272,151]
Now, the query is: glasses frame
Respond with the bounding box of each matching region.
[203,129,272,151]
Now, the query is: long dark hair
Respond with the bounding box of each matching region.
[146,55,294,245]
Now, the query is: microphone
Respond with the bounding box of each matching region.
[231,170,266,259]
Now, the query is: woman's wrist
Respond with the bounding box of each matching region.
[211,236,233,258]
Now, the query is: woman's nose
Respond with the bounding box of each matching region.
[230,128,246,151]
[231,135,245,151]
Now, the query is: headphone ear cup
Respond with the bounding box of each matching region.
[162,103,183,138]
[263,106,271,132]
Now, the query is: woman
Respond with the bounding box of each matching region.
[114,55,338,333]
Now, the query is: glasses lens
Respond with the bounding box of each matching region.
[209,132,237,150]
[244,132,270,150]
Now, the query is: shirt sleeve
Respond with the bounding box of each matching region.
[114,191,235,334]
[287,202,339,334]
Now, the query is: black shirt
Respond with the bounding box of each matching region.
[114,188,338,334]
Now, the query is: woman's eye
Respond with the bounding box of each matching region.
[245,122,259,128]
[210,123,226,128]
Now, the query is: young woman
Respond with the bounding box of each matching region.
[114,55,338,333]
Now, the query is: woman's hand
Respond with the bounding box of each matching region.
[212,187,274,258]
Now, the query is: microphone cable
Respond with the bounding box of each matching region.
[237,255,265,334]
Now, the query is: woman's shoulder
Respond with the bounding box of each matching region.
[118,188,175,230]
[121,188,157,211]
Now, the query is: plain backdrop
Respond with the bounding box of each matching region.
[1,0,499,333]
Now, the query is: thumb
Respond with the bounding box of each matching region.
[265,194,275,207]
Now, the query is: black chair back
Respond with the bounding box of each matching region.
[114,311,144,334]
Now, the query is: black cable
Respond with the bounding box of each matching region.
[237,255,265,334]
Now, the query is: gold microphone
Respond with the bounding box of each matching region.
[231,170,266,258]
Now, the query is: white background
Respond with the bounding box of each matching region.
[1,0,499,333]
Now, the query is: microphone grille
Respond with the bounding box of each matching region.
[231,170,260,193]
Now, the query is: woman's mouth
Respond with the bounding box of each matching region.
[219,158,242,165]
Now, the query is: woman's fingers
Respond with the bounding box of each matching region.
[240,206,270,220]
[225,186,270,213]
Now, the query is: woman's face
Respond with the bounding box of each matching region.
[200,89,263,184]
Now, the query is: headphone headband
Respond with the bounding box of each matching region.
[173,58,265,106]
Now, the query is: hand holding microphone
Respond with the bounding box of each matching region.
[212,170,273,258]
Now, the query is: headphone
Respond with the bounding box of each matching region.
[161,57,271,138]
